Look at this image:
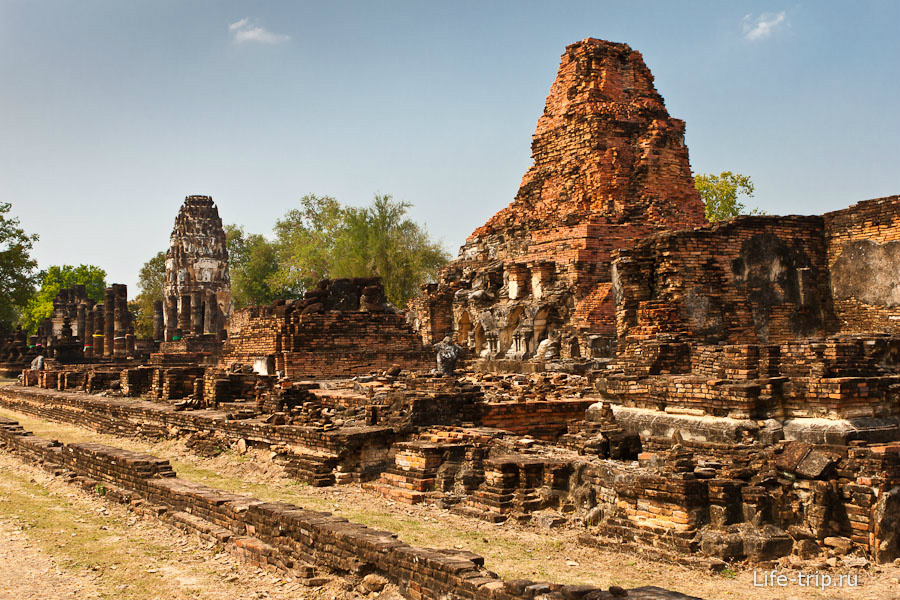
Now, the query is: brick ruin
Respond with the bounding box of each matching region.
[3,37,900,600]
[222,277,432,379]
[156,195,231,363]
[0,282,145,376]
[409,38,706,362]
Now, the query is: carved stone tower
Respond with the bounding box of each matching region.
[163,195,231,340]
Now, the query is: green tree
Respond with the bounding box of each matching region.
[695,171,763,221]
[0,202,39,330]
[20,265,107,333]
[131,251,167,338]
[330,195,449,306]
[226,225,284,309]
[268,195,346,296]
[226,193,449,309]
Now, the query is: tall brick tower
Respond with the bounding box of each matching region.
[409,39,706,360]
[163,196,232,340]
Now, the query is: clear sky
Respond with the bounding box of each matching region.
[2,1,898,293]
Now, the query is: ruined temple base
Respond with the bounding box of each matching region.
[782,417,900,445]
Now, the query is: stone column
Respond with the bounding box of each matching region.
[125,323,135,357]
[83,306,94,358]
[204,291,217,335]
[191,291,203,335]
[152,300,164,342]
[165,296,177,342]
[76,303,86,342]
[113,284,128,358]
[66,300,77,338]
[178,294,191,335]
[104,288,115,357]
[93,304,104,359]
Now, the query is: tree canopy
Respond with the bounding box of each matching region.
[330,195,449,305]
[227,194,449,309]
[226,225,284,309]
[695,171,762,221]
[130,251,167,338]
[20,265,107,333]
[0,202,39,330]
[268,194,345,297]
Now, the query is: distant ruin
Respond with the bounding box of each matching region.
[162,195,231,342]
[2,38,900,600]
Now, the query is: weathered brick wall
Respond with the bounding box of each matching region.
[221,305,284,368]
[223,305,431,378]
[825,195,900,334]
[280,313,432,379]
[407,284,453,345]
[612,216,835,345]
[478,399,596,440]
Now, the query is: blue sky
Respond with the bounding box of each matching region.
[2,1,898,292]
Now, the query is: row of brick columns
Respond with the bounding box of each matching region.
[54,284,133,359]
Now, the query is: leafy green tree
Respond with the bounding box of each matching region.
[330,195,449,306]
[695,171,764,221]
[0,202,39,330]
[20,265,107,333]
[226,225,284,309]
[268,195,346,296]
[131,251,166,338]
[226,193,449,309]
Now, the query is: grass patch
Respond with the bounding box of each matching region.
[0,464,186,599]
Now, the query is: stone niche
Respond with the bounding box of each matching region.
[409,38,707,364]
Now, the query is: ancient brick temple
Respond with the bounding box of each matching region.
[163,195,231,341]
[410,38,707,362]
[6,38,900,600]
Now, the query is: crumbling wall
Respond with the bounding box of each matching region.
[825,195,900,334]
[612,216,835,345]
[223,279,431,379]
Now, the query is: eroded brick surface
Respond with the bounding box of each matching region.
[410,38,706,362]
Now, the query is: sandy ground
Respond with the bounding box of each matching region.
[1,406,900,599]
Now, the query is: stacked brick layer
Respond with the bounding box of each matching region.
[223,305,432,379]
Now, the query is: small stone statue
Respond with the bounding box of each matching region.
[30,354,44,371]
[434,336,463,376]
